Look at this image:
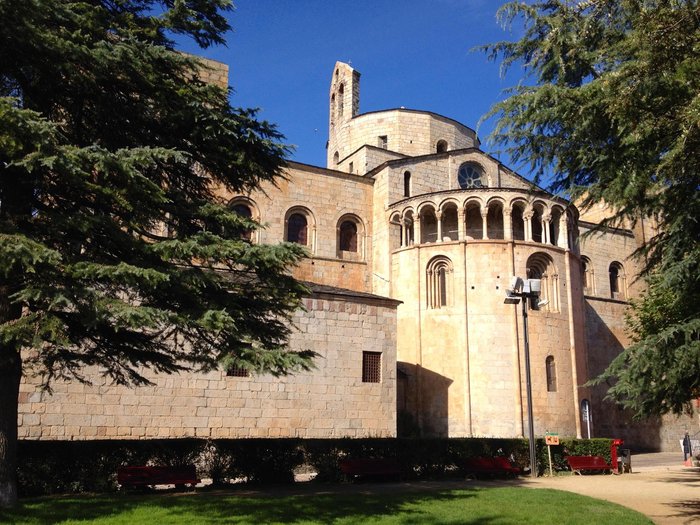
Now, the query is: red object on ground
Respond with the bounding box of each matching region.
[611,438,624,474]
[117,465,200,489]
[566,455,614,475]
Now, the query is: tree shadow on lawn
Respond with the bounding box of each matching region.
[2,488,486,524]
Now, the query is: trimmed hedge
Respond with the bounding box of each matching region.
[17,436,613,495]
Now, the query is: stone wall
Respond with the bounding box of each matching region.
[18,290,398,440]
[219,162,375,293]
[391,237,582,439]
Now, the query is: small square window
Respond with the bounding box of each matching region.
[362,352,382,383]
[378,135,388,149]
[226,365,250,378]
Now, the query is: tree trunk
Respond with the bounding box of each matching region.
[0,347,20,508]
[0,274,23,508]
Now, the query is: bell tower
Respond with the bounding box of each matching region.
[327,61,360,169]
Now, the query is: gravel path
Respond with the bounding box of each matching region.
[524,453,700,525]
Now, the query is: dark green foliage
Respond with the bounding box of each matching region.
[536,438,613,475]
[482,0,700,417]
[15,437,614,495]
[0,0,315,385]
[0,0,318,506]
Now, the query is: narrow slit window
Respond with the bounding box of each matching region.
[546,356,557,392]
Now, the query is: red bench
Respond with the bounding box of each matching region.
[338,458,401,480]
[566,455,613,475]
[117,465,200,489]
[464,457,521,478]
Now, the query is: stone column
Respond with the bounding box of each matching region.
[481,209,489,240]
[504,208,512,240]
[458,208,465,241]
[543,213,551,245]
[436,210,443,243]
[559,214,569,249]
[523,211,533,242]
[414,214,422,245]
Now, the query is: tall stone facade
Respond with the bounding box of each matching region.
[18,60,697,451]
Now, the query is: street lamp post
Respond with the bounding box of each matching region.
[505,277,545,478]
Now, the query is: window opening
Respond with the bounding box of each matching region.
[226,365,250,378]
[420,209,438,243]
[531,206,544,243]
[442,207,459,241]
[487,203,504,239]
[512,205,525,240]
[338,84,344,117]
[232,203,253,241]
[465,204,483,240]
[546,356,557,392]
[458,163,484,189]
[609,262,625,299]
[427,257,453,308]
[339,220,358,252]
[378,135,388,149]
[362,352,381,383]
[287,213,308,245]
[403,171,411,197]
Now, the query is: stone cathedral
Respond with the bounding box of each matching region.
[18,60,693,451]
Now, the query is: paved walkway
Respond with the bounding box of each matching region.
[524,453,700,525]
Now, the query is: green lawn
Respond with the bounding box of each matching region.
[0,487,652,524]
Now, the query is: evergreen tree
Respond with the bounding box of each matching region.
[483,1,700,417]
[0,0,315,506]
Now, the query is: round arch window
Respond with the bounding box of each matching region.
[458,164,484,189]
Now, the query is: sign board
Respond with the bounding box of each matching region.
[545,433,559,446]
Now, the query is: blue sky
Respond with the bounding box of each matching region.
[180,0,525,171]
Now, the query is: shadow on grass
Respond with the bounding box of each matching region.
[0,481,652,525]
[2,488,482,525]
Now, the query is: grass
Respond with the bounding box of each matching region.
[0,486,652,525]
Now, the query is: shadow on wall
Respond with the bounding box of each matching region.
[584,302,661,451]
[397,362,453,438]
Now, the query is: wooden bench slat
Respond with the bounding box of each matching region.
[566,455,613,475]
[464,457,521,478]
[117,465,200,488]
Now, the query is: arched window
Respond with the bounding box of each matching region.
[330,93,336,127]
[338,84,344,117]
[231,202,253,242]
[609,262,626,299]
[486,201,504,239]
[287,213,308,245]
[420,207,438,243]
[511,204,525,240]
[436,140,448,153]
[442,204,459,241]
[458,163,485,189]
[404,211,415,246]
[404,171,411,198]
[389,213,402,250]
[526,252,559,312]
[427,256,453,308]
[581,256,594,294]
[333,151,339,165]
[549,207,563,246]
[465,202,482,240]
[531,204,544,243]
[339,220,358,252]
[546,356,557,392]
